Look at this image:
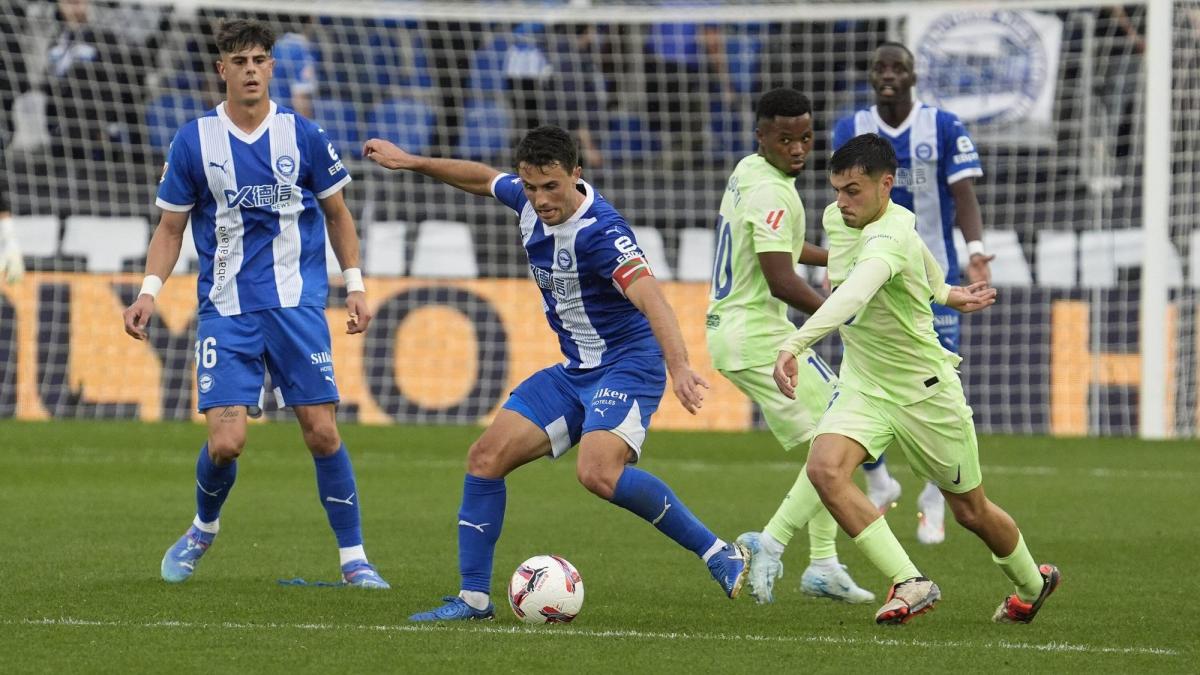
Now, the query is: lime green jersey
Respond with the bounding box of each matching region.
[826,200,962,404]
[706,154,807,370]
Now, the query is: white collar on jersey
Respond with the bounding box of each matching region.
[870,99,924,136]
[545,179,596,230]
[216,100,278,144]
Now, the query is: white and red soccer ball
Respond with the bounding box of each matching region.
[507,555,584,624]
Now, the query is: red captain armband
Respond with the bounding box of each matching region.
[612,255,655,292]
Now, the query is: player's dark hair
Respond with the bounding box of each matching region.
[215,19,276,55]
[514,125,580,171]
[872,41,914,62]
[829,133,898,177]
[755,88,812,122]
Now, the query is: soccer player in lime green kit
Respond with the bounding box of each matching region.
[772,133,1060,624]
[706,88,873,605]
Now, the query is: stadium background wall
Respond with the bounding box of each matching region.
[1,273,1191,436]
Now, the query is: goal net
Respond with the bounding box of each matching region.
[0,0,1194,438]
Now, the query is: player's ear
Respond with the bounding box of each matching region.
[571,165,582,180]
[215,58,226,80]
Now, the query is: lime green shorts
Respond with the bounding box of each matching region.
[813,376,982,493]
[721,349,837,451]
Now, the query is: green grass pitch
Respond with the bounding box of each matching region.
[0,420,1194,673]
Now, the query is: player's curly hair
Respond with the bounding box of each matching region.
[216,19,276,55]
[514,125,580,171]
[830,133,898,177]
[755,88,812,122]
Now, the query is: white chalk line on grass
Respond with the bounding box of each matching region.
[12,617,1179,658]
[6,452,1193,482]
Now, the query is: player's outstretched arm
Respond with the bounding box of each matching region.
[758,251,825,315]
[362,138,499,196]
[320,189,373,335]
[625,276,710,414]
[944,281,997,314]
[123,210,188,340]
[777,256,891,366]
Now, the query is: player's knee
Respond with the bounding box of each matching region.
[948,498,985,532]
[576,462,619,500]
[302,423,341,456]
[466,437,507,478]
[207,435,245,464]
[806,457,842,493]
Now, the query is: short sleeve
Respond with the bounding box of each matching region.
[489,173,529,214]
[939,112,983,185]
[856,226,907,279]
[832,116,855,152]
[305,120,352,199]
[589,220,654,293]
[744,184,801,254]
[156,131,199,212]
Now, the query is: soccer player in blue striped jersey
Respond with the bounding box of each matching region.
[832,42,994,545]
[122,19,388,588]
[364,125,750,621]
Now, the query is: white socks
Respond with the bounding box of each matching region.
[192,515,219,534]
[459,590,490,610]
[339,545,367,567]
[864,464,893,493]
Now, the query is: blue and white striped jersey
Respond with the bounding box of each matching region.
[833,102,983,282]
[490,173,662,370]
[157,101,350,317]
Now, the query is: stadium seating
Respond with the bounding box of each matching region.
[311,98,361,158]
[411,220,479,278]
[366,99,436,156]
[363,221,409,277]
[631,225,674,280]
[61,216,149,273]
[12,216,60,260]
[1078,229,1183,289]
[144,94,208,151]
[676,227,716,282]
[459,98,512,160]
[1035,231,1078,288]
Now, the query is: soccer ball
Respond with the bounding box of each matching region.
[507,554,584,624]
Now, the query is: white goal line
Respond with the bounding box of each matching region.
[13,617,1179,658]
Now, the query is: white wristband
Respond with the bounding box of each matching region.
[966,240,986,257]
[139,274,164,299]
[342,267,365,293]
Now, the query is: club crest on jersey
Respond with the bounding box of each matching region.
[198,373,214,394]
[275,155,296,176]
[915,143,934,161]
[556,248,573,270]
[224,183,297,211]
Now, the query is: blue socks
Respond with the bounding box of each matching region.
[458,474,506,594]
[313,444,363,549]
[863,455,886,472]
[195,443,237,524]
[610,466,717,558]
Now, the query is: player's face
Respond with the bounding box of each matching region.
[217,45,274,106]
[830,168,894,228]
[869,46,916,103]
[756,113,814,177]
[517,162,584,226]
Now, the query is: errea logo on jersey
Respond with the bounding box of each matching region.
[224,184,297,210]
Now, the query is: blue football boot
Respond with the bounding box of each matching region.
[341,560,391,589]
[707,540,750,599]
[161,525,215,583]
[409,595,496,622]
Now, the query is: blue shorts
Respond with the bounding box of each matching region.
[503,356,666,460]
[931,303,961,354]
[195,306,338,412]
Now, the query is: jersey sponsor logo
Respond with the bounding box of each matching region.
[310,351,333,365]
[530,265,569,299]
[223,183,297,211]
[556,248,573,270]
[915,143,934,161]
[765,209,786,231]
[593,387,628,403]
[915,10,1048,125]
[328,159,344,176]
[895,166,931,190]
[275,155,296,176]
[705,313,720,329]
